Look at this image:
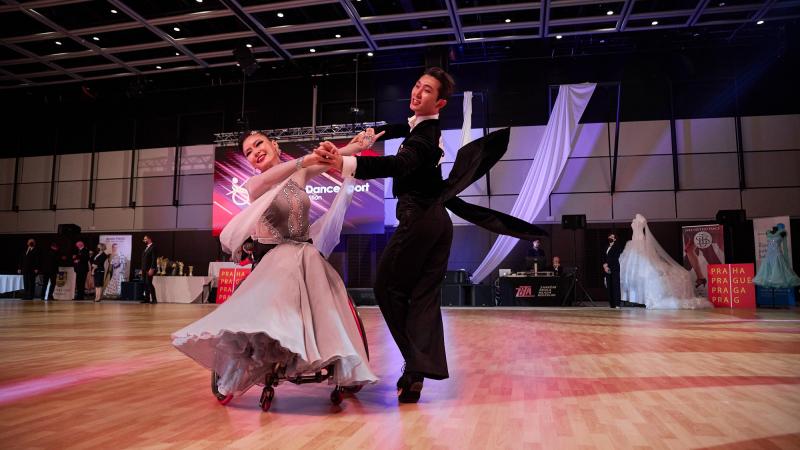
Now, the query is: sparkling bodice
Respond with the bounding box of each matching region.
[253,179,310,243]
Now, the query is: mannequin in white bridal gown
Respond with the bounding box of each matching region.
[619,214,712,309]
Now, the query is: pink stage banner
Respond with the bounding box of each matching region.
[708,263,756,309]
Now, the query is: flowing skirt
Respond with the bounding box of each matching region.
[753,247,800,288]
[620,240,712,309]
[172,241,377,396]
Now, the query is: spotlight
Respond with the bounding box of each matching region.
[607,10,613,15]
[173,26,180,32]
[651,20,659,26]
[277,12,284,18]
[367,52,374,57]
[175,52,180,55]
[505,18,511,23]
[335,34,341,38]
[110,9,118,14]
[156,65,162,69]
[55,41,62,45]
[309,48,316,53]
[757,20,765,25]
[92,36,100,41]
[556,35,563,39]
[246,44,252,48]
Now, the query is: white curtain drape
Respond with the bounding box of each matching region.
[471,83,597,282]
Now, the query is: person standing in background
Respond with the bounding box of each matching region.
[141,235,158,304]
[551,256,563,277]
[92,243,108,302]
[18,238,40,300]
[73,241,89,300]
[526,239,547,272]
[41,242,61,301]
[603,233,624,309]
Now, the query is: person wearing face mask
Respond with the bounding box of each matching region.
[140,235,158,304]
[314,67,543,403]
[91,243,109,302]
[602,232,623,309]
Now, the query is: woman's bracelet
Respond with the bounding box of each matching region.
[295,155,305,171]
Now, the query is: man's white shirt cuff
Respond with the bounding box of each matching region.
[342,155,357,178]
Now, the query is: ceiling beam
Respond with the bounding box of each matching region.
[6,2,141,75]
[617,0,636,32]
[218,0,290,60]
[444,0,465,44]
[107,0,207,69]
[539,0,548,38]
[0,42,82,80]
[0,0,89,13]
[687,0,711,27]
[338,0,377,51]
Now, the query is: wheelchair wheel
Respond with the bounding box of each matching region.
[330,387,343,406]
[259,386,275,412]
[211,371,233,405]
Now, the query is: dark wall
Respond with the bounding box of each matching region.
[1,38,798,157]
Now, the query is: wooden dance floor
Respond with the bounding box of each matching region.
[1,300,799,449]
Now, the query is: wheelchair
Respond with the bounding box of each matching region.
[210,296,370,412]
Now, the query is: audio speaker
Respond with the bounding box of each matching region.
[561,214,586,230]
[716,209,746,223]
[233,44,259,76]
[470,285,494,307]
[441,285,467,306]
[57,223,81,235]
[444,270,469,284]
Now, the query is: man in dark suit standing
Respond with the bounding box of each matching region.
[41,242,62,301]
[18,238,40,299]
[603,233,624,309]
[73,240,90,300]
[141,234,158,304]
[526,239,547,272]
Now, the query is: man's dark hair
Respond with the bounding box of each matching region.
[424,66,455,100]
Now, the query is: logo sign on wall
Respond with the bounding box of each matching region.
[216,267,251,304]
[682,225,725,298]
[212,139,385,236]
[708,263,756,308]
[753,216,793,270]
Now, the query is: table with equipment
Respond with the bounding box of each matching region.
[497,272,564,306]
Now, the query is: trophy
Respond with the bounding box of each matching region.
[156,257,165,275]
[178,262,184,276]
[188,266,194,276]
[170,261,178,276]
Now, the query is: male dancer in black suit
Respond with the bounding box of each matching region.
[141,235,158,304]
[603,232,624,309]
[316,67,542,403]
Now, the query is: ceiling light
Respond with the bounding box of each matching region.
[335,34,341,38]
[156,65,162,69]
[196,0,203,3]
[110,9,118,14]
[246,44,252,48]
[421,25,428,29]
[277,12,284,18]
[599,39,605,43]
[175,52,180,55]
[607,10,613,15]
[309,48,316,53]
[651,20,659,26]
[55,41,62,45]
[757,20,764,25]
[556,35,563,39]
[504,18,511,23]
[236,63,240,66]
[367,52,373,57]
[719,2,726,6]
[92,36,100,41]
[173,26,180,32]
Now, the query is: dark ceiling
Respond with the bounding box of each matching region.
[1,0,798,89]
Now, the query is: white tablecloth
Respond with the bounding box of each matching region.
[207,262,238,287]
[152,276,212,303]
[0,274,23,294]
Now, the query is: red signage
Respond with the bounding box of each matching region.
[708,263,756,308]
[515,286,533,297]
[216,267,251,304]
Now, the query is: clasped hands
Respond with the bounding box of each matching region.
[302,128,384,171]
